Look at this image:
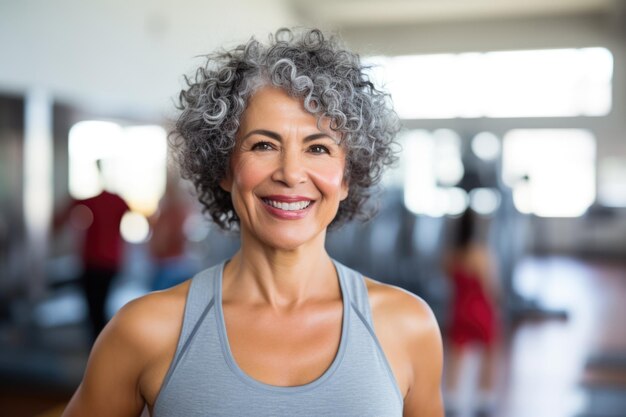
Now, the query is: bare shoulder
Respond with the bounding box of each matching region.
[111,281,190,347]
[111,282,190,390]
[364,277,444,416]
[96,281,190,374]
[62,282,190,417]
[364,277,440,339]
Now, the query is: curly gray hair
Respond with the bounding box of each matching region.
[171,28,399,230]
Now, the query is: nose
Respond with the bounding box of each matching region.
[271,148,307,187]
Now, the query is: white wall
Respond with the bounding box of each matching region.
[0,0,299,119]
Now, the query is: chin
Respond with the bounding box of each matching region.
[254,226,327,252]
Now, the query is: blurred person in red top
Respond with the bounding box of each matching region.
[54,159,130,342]
[148,173,196,290]
[443,208,501,415]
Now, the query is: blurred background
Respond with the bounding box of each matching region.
[1,0,626,416]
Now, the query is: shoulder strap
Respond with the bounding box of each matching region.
[176,263,220,345]
[158,262,221,393]
[333,259,374,327]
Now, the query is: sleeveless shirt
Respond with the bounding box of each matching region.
[153,259,404,416]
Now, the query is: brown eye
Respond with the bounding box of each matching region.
[309,144,330,154]
[251,141,274,151]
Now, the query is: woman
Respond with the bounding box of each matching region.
[443,208,500,413]
[63,28,443,417]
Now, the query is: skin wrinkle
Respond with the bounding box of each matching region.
[171,28,400,230]
[223,86,348,254]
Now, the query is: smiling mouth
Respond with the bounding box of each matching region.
[262,198,313,211]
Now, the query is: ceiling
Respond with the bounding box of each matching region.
[291,0,620,27]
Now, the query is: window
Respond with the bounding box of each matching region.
[365,47,613,119]
[68,121,167,242]
[598,157,626,207]
[502,129,596,217]
[401,129,468,217]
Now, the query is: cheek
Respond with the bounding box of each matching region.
[231,157,268,192]
[310,161,346,195]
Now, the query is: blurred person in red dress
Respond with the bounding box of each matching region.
[443,208,501,415]
[54,160,130,342]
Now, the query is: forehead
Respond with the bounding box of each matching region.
[239,86,341,141]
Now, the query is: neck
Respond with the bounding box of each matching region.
[223,231,338,309]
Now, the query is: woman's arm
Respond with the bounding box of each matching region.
[62,301,149,416]
[368,281,444,417]
[62,294,171,417]
[401,300,444,417]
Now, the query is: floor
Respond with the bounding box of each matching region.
[0,255,624,417]
[499,256,626,417]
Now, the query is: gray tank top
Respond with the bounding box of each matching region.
[153,259,404,416]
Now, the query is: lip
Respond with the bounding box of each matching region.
[260,195,315,220]
[262,195,314,203]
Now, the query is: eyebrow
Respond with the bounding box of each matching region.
[241,129,337,143]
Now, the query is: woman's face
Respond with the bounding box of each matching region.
[221,86,348,250]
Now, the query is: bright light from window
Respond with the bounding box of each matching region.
[433,129,464,186]
[68,121,167,216]
[114,126,168,215]
[402,130,465,216]
[447,187,470,216]
[365,47,612,119]
[436,157,464,187]
[403,130,438,216]
[120,211,150,243]
[68,121,123,199]
[472,132,501,161]
[512,180,532,215]
[386,54,460,119]
[483,48,612,117]
[598,157,626,207]
[470,188,501,215]
[502,129,596,217]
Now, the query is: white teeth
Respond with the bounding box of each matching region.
[265,199,312,211]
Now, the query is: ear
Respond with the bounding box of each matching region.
[219,172,233,193]
[340,178,349,201]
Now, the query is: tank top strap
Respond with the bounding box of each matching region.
[161,261,222,389]
[177,262,221,342]
[332,259,374,327]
